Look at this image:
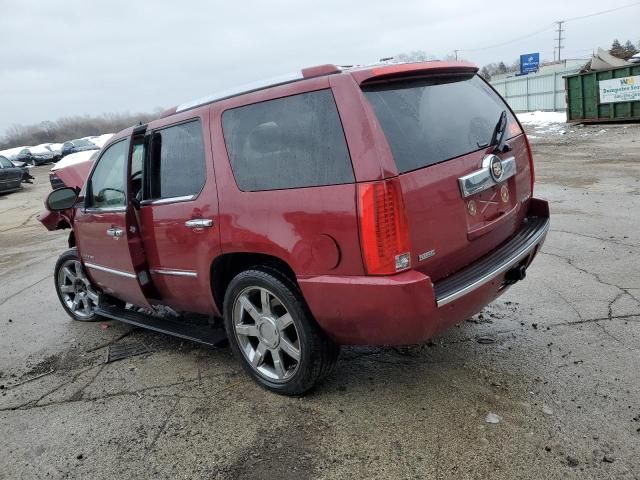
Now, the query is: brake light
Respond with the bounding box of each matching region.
[357,179,411,275]
[522,131,535,194]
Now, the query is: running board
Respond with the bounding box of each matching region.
[96,305,227,347]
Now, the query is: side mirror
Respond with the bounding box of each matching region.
[46,187,78,211]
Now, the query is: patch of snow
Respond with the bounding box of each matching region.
[517,111,567,136]
[46,143,64,154]
[51,150,98,172]
[29,145,53,155]
[89,133,114,148]
[517,111,566,125]
[0,146,28,159]
[485,412,502,424]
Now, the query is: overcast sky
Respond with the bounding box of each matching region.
[0,0,638,134]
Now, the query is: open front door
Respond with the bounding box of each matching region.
[74,134,153,309]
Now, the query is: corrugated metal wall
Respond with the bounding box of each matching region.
[490,68,579,112]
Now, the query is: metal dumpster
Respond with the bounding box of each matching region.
[565,65,640,123]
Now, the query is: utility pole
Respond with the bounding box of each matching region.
[554,21,565,62]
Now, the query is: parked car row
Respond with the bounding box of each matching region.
[0,134,113,167]
[0,133,112,195]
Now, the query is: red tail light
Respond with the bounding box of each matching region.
[357,179,411,275]
[522,130,535,194]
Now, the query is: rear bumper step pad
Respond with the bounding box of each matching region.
[434,216,549,307]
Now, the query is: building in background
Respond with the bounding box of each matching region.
[489,59,586,113]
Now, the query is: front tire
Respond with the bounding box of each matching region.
[223,269,339,395]
[54,248,100,322]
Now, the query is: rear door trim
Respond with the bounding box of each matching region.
[458,155,516,198]
[84,262,137,279]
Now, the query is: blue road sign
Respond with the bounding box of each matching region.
[520,53,540,74]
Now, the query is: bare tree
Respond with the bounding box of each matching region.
[479,66,492,81]
[0,111,161,149]
[394,50,435,63]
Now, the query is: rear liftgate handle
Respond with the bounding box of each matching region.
[185,219,214,229]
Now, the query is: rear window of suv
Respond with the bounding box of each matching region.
[222,89,354,191]
[363,74,518,174]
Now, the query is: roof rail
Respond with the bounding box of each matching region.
[175,64,341,114]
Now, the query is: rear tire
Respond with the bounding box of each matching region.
[54,248,101,322]
[223,268,339,395]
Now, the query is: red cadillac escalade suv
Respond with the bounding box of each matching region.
[40,61,549,395]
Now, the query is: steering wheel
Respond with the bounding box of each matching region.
[96,187,125,203]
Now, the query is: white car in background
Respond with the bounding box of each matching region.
[0,146,29,162]
[41,142,64,160]
[88,133,114,148]
[49,149,99,189]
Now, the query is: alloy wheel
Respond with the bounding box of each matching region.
[232,286,301,382]
[57,259,99,319]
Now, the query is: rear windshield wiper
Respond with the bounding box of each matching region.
[487,110,511,154]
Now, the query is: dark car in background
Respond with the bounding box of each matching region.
[9,159,35,183]
[61,138,100,158]
[0,155,26,192]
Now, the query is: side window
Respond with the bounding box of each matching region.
[147,120,206,200]
[86,139,128,209]
[222,89,354,191]
[0,157,13,168]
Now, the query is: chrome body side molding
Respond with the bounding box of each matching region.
[84,262,137,279]
[139,195,195,206]
[150,269,198,278]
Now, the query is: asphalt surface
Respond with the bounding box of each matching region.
[1,124,639,479]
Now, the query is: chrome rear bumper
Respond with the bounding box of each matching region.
[434,216,549,307]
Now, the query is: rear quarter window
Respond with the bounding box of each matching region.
[222,89,354,191]
[363,74,518,173]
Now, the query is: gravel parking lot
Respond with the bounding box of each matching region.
[1,124,639,479]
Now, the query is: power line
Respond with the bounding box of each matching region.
[459,25,554,52]
[554,1,640,62]
[458,1,640,54]
[562,1,640,22]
